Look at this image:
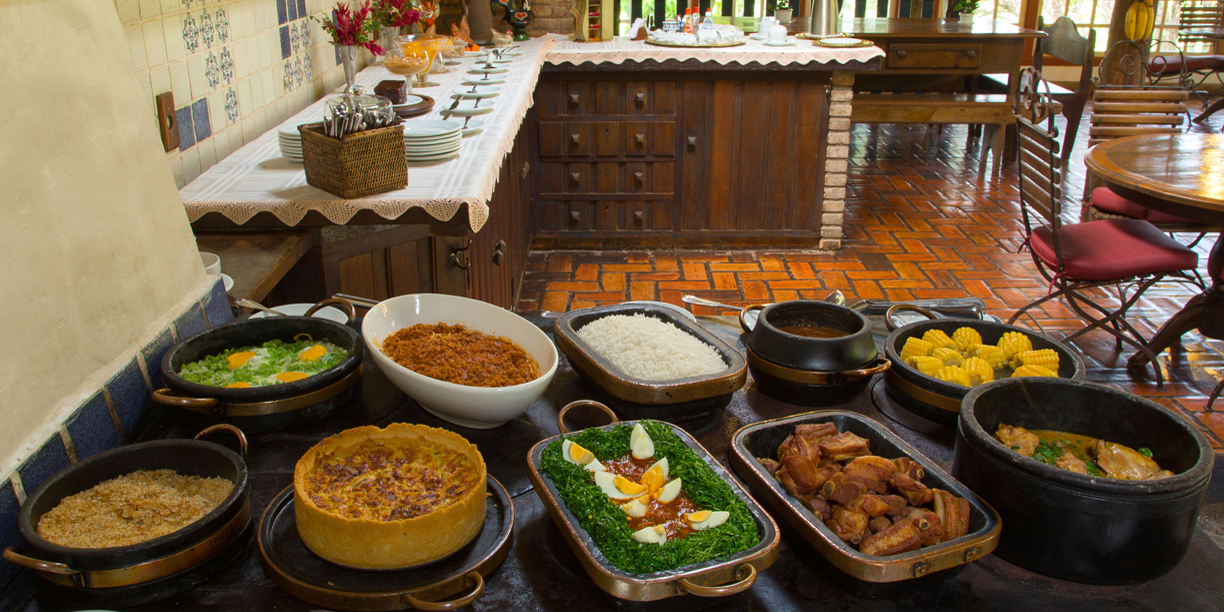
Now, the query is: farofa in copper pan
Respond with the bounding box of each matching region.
[380,323,540,387]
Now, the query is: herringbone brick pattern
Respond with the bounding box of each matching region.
[516,105,1224,451]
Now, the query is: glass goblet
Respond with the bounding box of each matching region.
[384,44,430,96]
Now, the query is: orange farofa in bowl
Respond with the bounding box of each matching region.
[293,424,487,569]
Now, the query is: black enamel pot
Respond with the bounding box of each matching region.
[739,301,877,372]
[5,426,251,604]
[884,318,1085,425]
[954,378,1214,585]
[154,310,363,432]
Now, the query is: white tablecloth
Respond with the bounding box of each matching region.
[181,34,881,232]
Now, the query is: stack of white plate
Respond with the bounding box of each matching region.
[276,116,324,161]
[402,120,463,163]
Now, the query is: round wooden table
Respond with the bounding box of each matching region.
[1084,133,1224,370]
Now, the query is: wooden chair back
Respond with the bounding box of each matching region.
[852,0,947,19]
[1177,0,1223,46]
[1014,74,1064,253]
[1088,88,1189,147]
[1034,16,1095,70]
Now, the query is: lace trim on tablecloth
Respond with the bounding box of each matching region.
[544,35,883,67]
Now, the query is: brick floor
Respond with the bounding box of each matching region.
[516,103,1224,452]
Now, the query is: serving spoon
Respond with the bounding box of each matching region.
[681,291,846,312]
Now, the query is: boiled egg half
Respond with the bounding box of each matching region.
[640,459,668,496]
[656,478,682,503]
[631,525,667,545]
[630,424,655,460]
[594,471,646,500]
[686,510,730,530]
[620,495,650,518]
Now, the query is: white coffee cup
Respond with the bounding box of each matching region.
[768,23,787,43]
[200,252,221,275]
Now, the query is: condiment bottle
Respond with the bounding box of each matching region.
[683,7,692,33]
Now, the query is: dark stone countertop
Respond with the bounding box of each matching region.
[18,315,1224,612]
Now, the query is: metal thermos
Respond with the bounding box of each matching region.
[808,0,842,37]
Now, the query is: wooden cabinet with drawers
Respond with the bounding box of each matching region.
[531,68,834,248]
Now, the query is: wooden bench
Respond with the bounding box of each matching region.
[850,93,1013,177]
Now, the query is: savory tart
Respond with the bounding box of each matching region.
[293,423,486,570]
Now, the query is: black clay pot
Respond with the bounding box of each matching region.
[884,319,1085,425]
[740,301,877,372]
[954,378,1214,585]
[9,427,250,603]
[155,316,363,431]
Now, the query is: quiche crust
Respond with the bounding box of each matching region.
[293,423,487,570]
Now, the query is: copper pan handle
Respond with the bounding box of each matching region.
[152,389,219,412]
[401,571,483,611]
[3,548,82,586]
[556,400,618,434]
[885,303,939,332]
[678,563,757,597]
[305,298,357,324]
[194,424,249,456]
[831,358,892,383]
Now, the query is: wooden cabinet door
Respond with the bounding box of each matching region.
[625,121,648,156]
[594,163,618,193]
[625,162,647,193]
[595,122,621,156]
[565,82,595,114]
[566,121,591,156]
[538,121,564,157]
[596,81,620,114]
[567,163,590,193]
[651,121,675,156]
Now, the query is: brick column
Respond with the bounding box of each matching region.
[820,71,854,251]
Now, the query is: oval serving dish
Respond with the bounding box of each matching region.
[884,318,1085,425]
[956,378,1213,585]
[729,411,1000,595]
[554,303,746,423]
[526,405,779,601]
[5,426,251,607]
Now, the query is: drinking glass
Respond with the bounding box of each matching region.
[383,44,431,96]
[394,34,450,85]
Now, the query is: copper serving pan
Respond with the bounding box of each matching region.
[526,401,779,601]
[729,411,1001,584]
[553,304,746,421]
[5,425,250,590]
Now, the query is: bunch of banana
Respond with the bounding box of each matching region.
[1125,0,1156,41]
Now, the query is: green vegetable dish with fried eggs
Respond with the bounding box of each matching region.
[178,338,348,388]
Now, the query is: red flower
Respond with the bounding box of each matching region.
[374,0,422,28]
[312,1,382,51]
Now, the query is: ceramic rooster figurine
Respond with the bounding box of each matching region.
[491,0,533,41]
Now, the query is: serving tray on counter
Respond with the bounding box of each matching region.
[257,476,513,611]
[644,39,747,48]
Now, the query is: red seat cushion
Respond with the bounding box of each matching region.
[1030,219,1198,281]
[1090,187,1201,225]
[1148,54,1224,74]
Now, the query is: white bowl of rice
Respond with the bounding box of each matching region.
[362,294,558,429]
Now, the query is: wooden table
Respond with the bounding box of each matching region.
[844,18,1044,178]
[1084,133,1224,371]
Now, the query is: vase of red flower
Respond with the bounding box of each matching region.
[313,1,384,93]
[374,0,422,52]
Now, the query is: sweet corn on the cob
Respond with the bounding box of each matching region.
[1013,364,1058,378]
[1011,349,1060,371]
[906,356,944,375]
[952,327,983,352]
[922,329,958,351]
[962,357,995,386]
[971,344,1008,369]
[932,347,964,366]
[997,331,1034,360]
[900,337,934,361]
[934,366,972,387]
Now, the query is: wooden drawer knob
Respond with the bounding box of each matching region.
[569,93,580,107]
[687,135,697,150]
[634,210,645,223]
[570,133,581,145]
[570,172,581,185]
[633,171,644,186]
[634,133,646,145]
[570,210,581,222]
[895,49,907,59]
[634,92,646,106]
[965,49,977,58]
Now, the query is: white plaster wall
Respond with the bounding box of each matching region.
[0,0,205,463]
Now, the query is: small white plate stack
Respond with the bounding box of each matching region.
[402,120,463,163]
[276,115,324,161]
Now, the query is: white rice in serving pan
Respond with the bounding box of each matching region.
[576,313,728,381]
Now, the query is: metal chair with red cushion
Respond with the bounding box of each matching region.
[1007,71,1202,384]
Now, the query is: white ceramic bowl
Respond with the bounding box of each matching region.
[362,294,558,429]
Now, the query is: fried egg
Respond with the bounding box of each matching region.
[267,371,310,384]
[656,478,682,503]
[224,382,251,389]
[630,525,667,545]
[226,351,258,369]
[621,495,650,518]
[686,510,729,530]
[298,344,328,362]
[593,471,645,500]
[561,440,596,466]
[630,424,655,460]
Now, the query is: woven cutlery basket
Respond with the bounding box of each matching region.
[299,122,406,199]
